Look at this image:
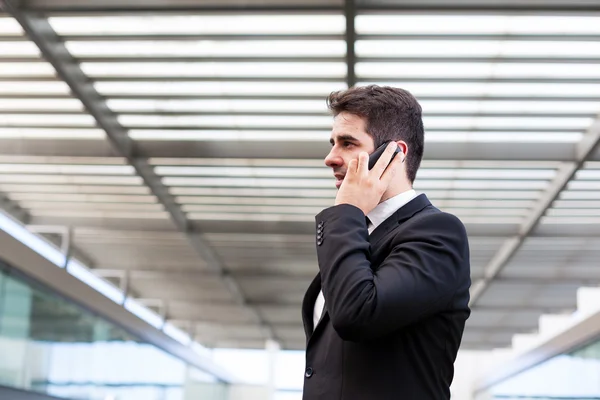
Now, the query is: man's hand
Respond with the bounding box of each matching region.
[334,142,404,215]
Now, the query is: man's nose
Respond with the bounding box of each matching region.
[324,150,343,168]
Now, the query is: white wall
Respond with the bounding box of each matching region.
[451,349,514,400]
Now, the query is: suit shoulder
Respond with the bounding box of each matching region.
[407,207,467,235]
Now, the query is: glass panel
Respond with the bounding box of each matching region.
[477,336,600,399]
[0,261,228,400]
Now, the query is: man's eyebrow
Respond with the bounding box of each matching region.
[330,134,359,145]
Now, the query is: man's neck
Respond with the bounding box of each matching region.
[380,182,413,203]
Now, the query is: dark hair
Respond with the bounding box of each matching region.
[326,85,425,184]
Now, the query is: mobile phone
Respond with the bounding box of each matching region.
[368,142,402,170]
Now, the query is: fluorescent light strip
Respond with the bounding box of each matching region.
[21,202,163,211]
[163,177,549,190]
[0,184,150,194]
[426,132,582,143]
[124,297,164,328]
[0,128,105,139]
[156,166,330,178]
[29,209,169,219]
[568,181,600,190]
[187,212,311,222]
[542,216,600,224]
[120,115,332,128]
[181,204,323,214]
[357,63,600,80]
[419,100,600,114]
[153,158,556,169]
[10,193,156,203]
[560,191,600,200]
[433,200,535,208]
[0,114,96,126]
[0,82,71,95]
[575,170,600,179]
[177,196,330,206]
[0,175,143,185]
[130,130,328,141]
[356,15,600,35]
[179,198,534,209]
[133,130,582,143]
[0,42,41,56]
[425,190,542,199]
[418,169,555,180]
[169,187,542,200]
[82,62,347,78]
[96,81,346,96]
[66,40,346,57]
[0,164,134,175]
[187,212,524,224]
[158,166,553,180]
[107,99,327,113]
[66,259,125,304]
[553,200,600,208]
[0,98,83,111]
[126,115,587,130]
[459,216,524,224]
[356,40,600,58]
[170,187,336,198]
[547,209,600,217]
[358,81,600,97]
[0,62,57,76]
[442,208,529,216]
[0,156,127,165]
[0,209,66,267]
[50,15,346,35]
[0,18,23,35]
[423,116,592,130]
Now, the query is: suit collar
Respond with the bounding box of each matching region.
[369,193,432,247]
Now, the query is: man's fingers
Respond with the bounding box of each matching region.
[373,142,399,178]
[347,158,359,176]
[357,152,369,176]
[380,148,404,184]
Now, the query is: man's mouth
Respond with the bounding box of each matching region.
[334,174,345,188]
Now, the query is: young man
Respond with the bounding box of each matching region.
[301,85,471,399]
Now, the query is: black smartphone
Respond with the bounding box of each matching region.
[368,142,402,170]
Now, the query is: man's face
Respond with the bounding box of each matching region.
[325,112,375,189]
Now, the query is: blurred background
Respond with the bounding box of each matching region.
[0,0,600,399]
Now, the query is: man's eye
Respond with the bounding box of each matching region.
[343,142,354,148]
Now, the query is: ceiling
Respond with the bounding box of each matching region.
[0,0,600,351]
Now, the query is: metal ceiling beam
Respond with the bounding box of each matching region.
[92,268,600,287]
[0,190,29,224]
[22,0,600,12]
[470,112,600,307]
[2,0,278,343]
[22,0,342,12]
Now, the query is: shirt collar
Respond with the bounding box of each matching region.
[367,189,418,231]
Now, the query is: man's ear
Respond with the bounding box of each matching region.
[395,141,408,159]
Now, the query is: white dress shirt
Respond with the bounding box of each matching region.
[313,189,418,331]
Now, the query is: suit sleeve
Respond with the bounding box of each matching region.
[316,203,469,342]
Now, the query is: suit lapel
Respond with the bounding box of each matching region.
[369,194,432,248]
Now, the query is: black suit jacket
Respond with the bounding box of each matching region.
[301,194,471,400]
